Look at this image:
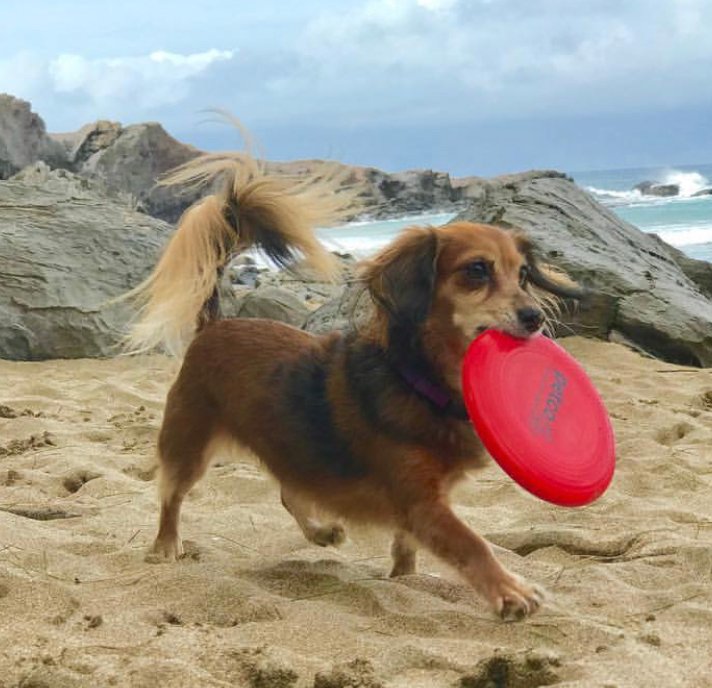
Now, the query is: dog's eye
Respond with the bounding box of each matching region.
[464,261,490,282]
[519,265,530,287]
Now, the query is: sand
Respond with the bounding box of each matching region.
[1,337,712,687]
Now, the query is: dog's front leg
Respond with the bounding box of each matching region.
[404,499,543,620]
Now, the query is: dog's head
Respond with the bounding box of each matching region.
[361,221,579,362]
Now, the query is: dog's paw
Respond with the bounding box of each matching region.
[308,523,346,547]
[145,535,184,563]
[488,574,544,621]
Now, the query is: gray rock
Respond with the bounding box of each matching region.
[634,181,679,197]
[455,172,712,366]
[225,286,310,327]
[65,120,123,166]
[0,94,66,179]
[76,122,201,210]
[228,256,263,288]
[303,282,371,335]
[692,188,712,198]
[0,165,171,360]
[377,169,459,215]
[50,119,203,219]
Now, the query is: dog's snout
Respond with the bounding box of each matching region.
[517,306,544,333]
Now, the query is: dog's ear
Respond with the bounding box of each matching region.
[361,228,439,351]
[513,232,584,300]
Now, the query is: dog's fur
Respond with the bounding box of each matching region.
[129,155,578,621]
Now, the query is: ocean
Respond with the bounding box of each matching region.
[317,163,712,263]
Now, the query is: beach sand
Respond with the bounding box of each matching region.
[1,337,711,687]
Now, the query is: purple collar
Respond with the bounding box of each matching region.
[397,364,470,421]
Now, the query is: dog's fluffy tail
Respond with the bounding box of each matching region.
[125,154,352,355]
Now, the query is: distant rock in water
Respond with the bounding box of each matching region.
[634,181,680,197]
[692,188,712,197]
[0,164,171,360]
[456,172,712,366]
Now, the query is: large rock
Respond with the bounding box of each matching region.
[224,286,310,327]
[376,169,459,214]
[256,161,465,222]
[0,94,66,178]
[303,282,370,335]
[0,164,172,360]
[58,119,123,166]
[455,171,712,366]
[52,120,201,221]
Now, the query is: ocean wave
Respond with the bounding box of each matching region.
[319,235,393,255]
[587,169,711,205]
[655,224,712,247]
[660,170,710,197]
[343,210,456,228]
[585,186,643,204]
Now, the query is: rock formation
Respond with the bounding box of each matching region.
[0,95,66,179]
[0,164,171,360]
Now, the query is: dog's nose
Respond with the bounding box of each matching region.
[517,306,544,333]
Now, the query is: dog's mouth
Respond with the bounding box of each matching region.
[474,323,542,340]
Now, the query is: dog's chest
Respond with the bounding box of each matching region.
[425,419,488,470]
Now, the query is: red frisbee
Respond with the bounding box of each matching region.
[462,331,615,507]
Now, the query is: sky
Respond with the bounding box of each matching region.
[1,0,711,176]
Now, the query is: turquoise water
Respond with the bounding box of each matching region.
[317,211,455,257]
[574,163,712,261]
[317,164,712,263]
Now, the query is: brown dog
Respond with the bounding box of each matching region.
[128,155,578,620]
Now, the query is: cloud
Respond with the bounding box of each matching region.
[1,0,711,137]
[0,48,234,125]
[289,0,712,123]
[49,49,234,108]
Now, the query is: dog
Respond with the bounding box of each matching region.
[127,154,579,621]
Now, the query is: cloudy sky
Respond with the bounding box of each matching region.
[2,0,711,175]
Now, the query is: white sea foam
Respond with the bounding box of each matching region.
[660,170,710,197]
[340,210,455,228]
[318,234,393,255]
[656,223,712,247]
[585,186,643,204]
[588,169,711,205]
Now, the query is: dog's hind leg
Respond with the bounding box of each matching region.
[149,392,216,561]
[280,486,346,547]
[389,530,417,577]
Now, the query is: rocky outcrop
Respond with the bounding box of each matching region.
[261,161,467,222]
[54,121,202,217]
[692,188,712,198]
[54,120,123,166]
[0,164,172,360]
[455,172,712,366]
[1,95,472,224]
[0,95,66,179]
[375,169,459,214]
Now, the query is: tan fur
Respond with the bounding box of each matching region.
[124,153,355,355]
